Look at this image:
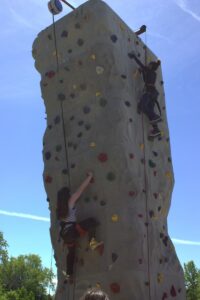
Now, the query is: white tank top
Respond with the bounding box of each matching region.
[62,203,77,223]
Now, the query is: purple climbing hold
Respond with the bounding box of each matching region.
[110,35,118,43]
[83,106,91,114]
[45,152,51,160]
[54,115,61,124]
[125,101,131,107]
[112,253,118,263]
[61,30,68,37]
[77,38,84,46]
[58,93,66,101]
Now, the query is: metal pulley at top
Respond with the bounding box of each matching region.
[48,0,75,14]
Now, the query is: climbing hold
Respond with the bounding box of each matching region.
[111,214,119,222]
[77,132,83,138]
[47,34,52,40]
[152,151,158,157]
[157,273,164,284]
[45,175,52,183]
[83,106,91,114]
[56,145,62,152]
[75,22,81,29]
[71,163,76,169]
[141,158,145,164]
[129,153,135,159]
[90,142,96,148]
[153,193,158,199]
[148,160,156,168]
[158,206,161,211]
[84,197,90,203]
[170,285,177,297]
[129,118,133,122]
[165,171,172,180]
[45,152,51,160]
[96,243,104,256]
[61,30,68,37]
[110,35,118,43]
[125,101,131,107]
[112,253,118,263]
[80,83,87,91]
[45,70,55,79]
[100,200,106,206]
[119,23,124,31]
[48,0,63,15]
[85,123,91,131]
[68,49,72,53]
[99,98,107,107]
[153,170,157,177]
[168,157,172,163]
[46,197,50,202]
[121,74,127,79]
[138,214,143,218]
[73,144,77,150]
[62,169,68,175]
[93,195,98,201]
[140,143,144,150]
[77,38,84,46]
[96,91,101,97]
[129,191,136,197]
[72,84,77,90]
[57,93,66,101]
[78,120,84,126]
[162,292,168,300]
[91,54,96,60]
[106,172,116,181]
[48,125,52,130]
[138,258,143,264]
[70,93,75,99]
[96,282,101,289]
[96,66,104,75]
[110,283,120,294]
[98,153,108,163]
[149,210,154,218]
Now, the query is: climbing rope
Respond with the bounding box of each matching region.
[48,248,54,296]
[140,31,152,300]
[51,11,78,300]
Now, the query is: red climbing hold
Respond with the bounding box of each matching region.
[170,285,177,297]
[45,71,55,79]
[45,175,52,183]
[98,153,108,163]
[129,191,135,197]
[162,292,168,300]
[110,283,120,294]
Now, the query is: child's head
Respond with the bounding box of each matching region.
[80,288,109,300]
[148,60,160,71]
[56,187,71,219]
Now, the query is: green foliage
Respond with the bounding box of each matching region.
[0,232,55,300]
[184,260,200,300]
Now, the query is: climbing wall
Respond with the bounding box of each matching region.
[32,0,186,299]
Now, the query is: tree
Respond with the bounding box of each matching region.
[0,232,55,300]
[184,260,200,300]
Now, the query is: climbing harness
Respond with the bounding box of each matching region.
[48,0,75,14]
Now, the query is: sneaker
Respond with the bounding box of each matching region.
[89,238,104,251]
[150,115,162,124]
[149,128,161,138]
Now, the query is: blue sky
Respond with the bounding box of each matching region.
[0,0,200,274]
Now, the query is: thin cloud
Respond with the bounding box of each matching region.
[0,210,50,222]
[172,238,200,246]
[8,7,36,30]
[174,0,200,22]
[148,31,172,44]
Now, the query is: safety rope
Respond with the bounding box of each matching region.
[140,32,152,300]
[48,248,54,296]
[52,13,78,300]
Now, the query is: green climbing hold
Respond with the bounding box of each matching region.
[148,160,156,168]
[106,172,116,181]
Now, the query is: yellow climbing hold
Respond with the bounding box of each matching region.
[111,214,119,222]
[161,130,164,137]
[96,92,101,97]
[140,143,144,151]
[119,23,125,31]
[72,84,77,90]
[157,273,164,284]
[165,171,172,180]
[96,283,101,289]
[90,142,96,148]
[91,54,96,60]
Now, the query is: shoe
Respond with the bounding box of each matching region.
[150,115,162,124]
[62,271,72,281]
[89,238,104,251]
[149,128,161,138]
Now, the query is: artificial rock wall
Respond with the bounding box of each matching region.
[32,0,186,299]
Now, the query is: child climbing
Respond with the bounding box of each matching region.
[57,172,103,282]
[128,51,162,137]
[80,287,110,300]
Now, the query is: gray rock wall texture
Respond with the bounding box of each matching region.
[32,0,186,299]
